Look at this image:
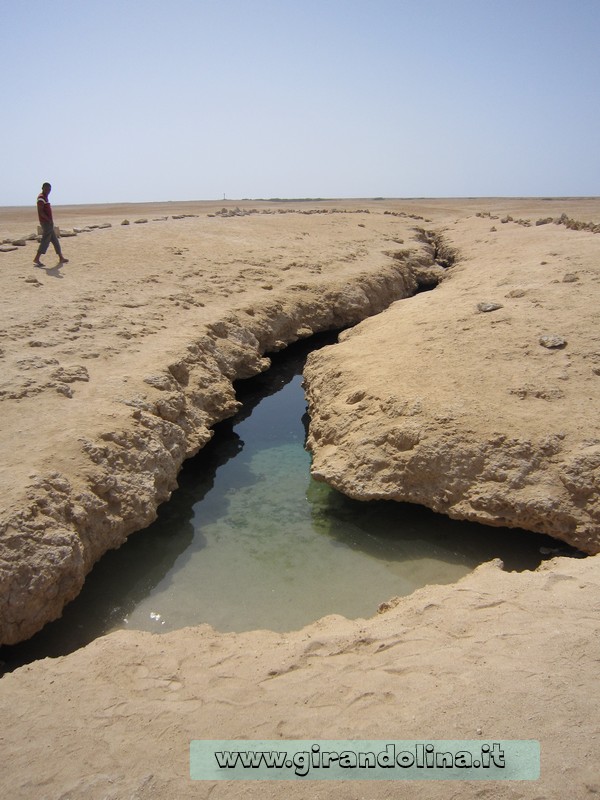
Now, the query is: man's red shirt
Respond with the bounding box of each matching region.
[37,192,53,225]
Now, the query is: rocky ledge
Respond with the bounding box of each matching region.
[304,213,600,553]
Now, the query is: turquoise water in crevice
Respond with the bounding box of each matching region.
[0,333,577,670]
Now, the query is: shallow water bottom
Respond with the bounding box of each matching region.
[123,437,477,634]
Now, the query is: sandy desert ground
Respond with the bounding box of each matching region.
[0,197,599,799]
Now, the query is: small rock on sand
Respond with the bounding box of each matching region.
[539,334,567,349]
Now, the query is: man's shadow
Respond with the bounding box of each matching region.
[34,261,66,279]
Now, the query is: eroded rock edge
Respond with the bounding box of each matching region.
[0,255,439,645]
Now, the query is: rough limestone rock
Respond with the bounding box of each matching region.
[539,333,568,349]
[305,216,600,554]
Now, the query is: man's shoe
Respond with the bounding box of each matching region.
[33,258,44,267]
[59,257,69,263]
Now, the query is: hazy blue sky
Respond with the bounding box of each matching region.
[2,0,598,205]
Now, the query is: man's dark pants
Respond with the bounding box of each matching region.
[38,222,62,256]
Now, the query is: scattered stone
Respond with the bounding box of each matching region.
[346,390,367,404]
[55,383,73,398]
[50,366,90,383]
[11,239,27,247]
[17,356,59,369]
[121,220,130,225]
[555,213,600,233]
[58,229,77,237]
[536,217,554,226]
[539,334,567,349]
[98,223,112,229]
[563,273,579,283]
[24,277,42,287]
[0,245,18,252]
[509,385,565,400]
[477,302,503,313]
[134,219,148,224]
[144,374,176,391]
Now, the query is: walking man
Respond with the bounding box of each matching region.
[33,182,68,266]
